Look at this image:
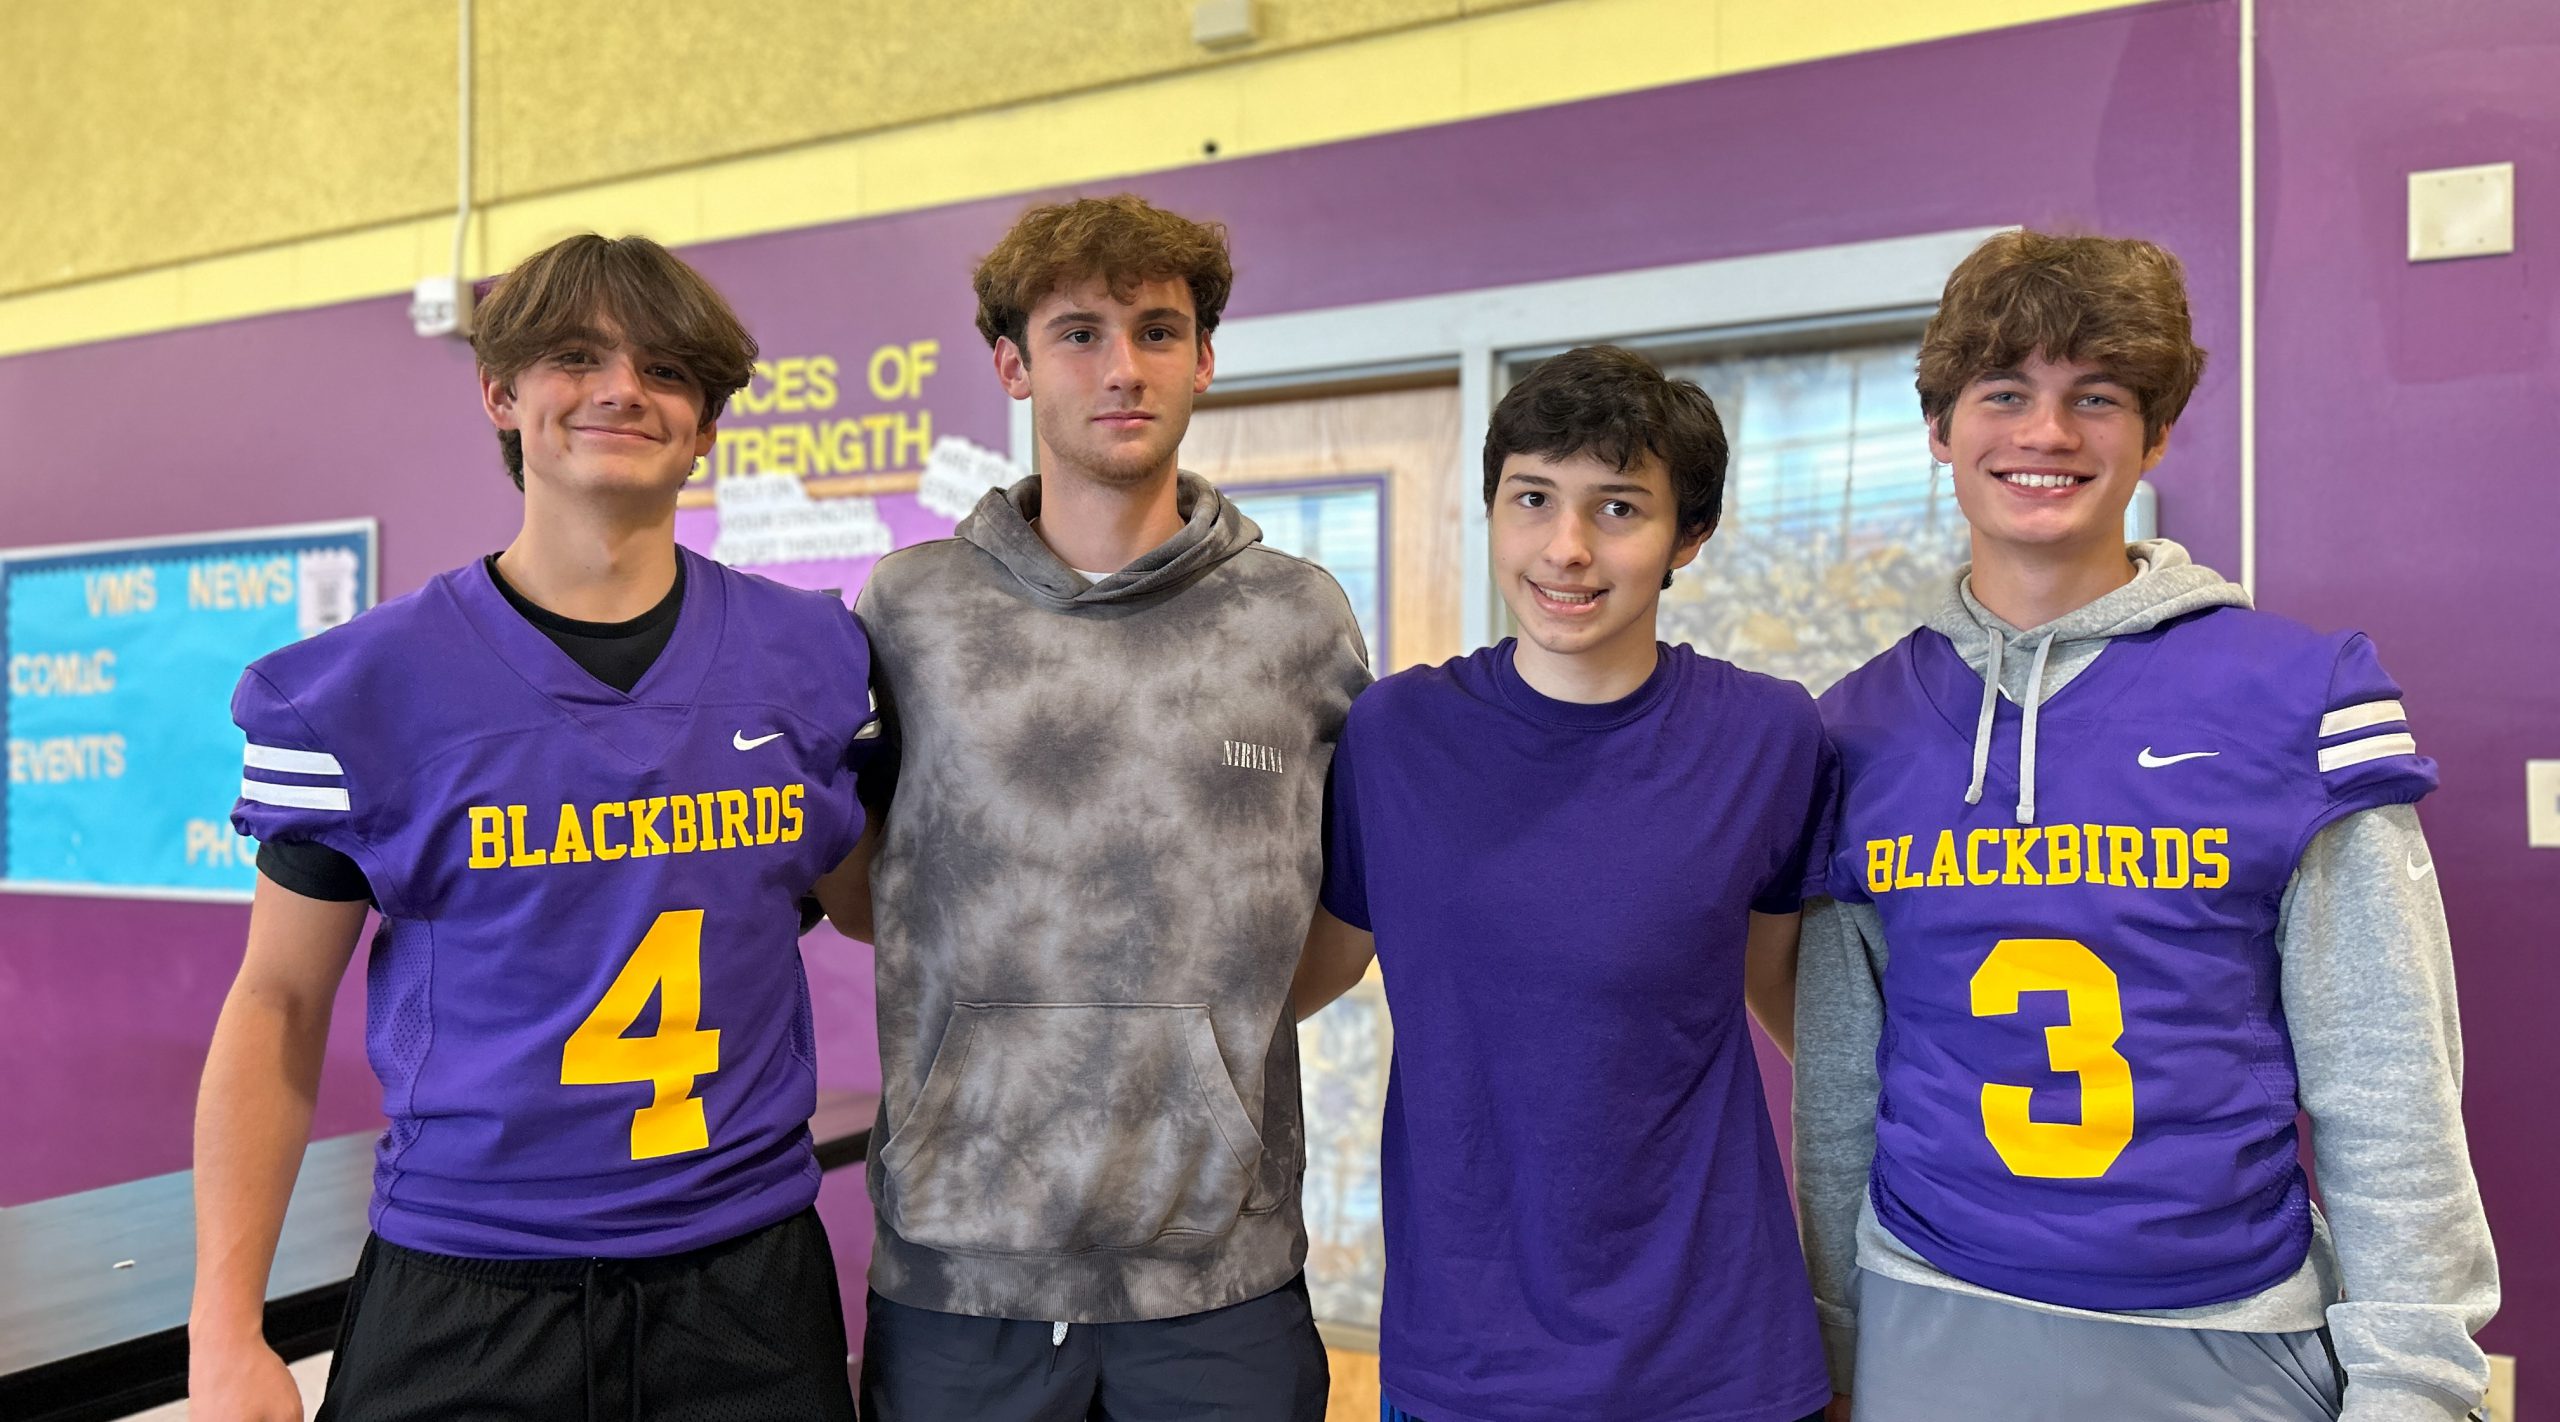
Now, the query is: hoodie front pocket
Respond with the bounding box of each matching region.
[879,1002,1266,1255]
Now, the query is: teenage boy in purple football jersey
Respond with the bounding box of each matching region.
[189,235,875,1421]
[1795,231,2498,1421]
[1293,345,1833,1422]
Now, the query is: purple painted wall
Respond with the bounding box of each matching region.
[2252,0,2559,1364]
[1,0,2545,1365]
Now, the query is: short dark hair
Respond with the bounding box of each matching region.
[1483,345,1727,542]
[1917,229,2206,449]
[972,195,1234,354]
[471,233,758,489]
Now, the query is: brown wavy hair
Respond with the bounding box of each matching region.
[1916,230,2206,449]
[470,234,758,489]
[972,195,1233,354]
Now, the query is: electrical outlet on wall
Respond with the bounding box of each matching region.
[2527,761,2560,848]
[2409,162,2516,262]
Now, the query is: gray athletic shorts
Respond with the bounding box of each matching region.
[1852,1269,2344,1422]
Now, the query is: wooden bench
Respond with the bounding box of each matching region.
[0,1089,877,1422]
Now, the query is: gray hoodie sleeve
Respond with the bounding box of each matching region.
[1793,894,1888,1394]
[2280,804,2499,1422]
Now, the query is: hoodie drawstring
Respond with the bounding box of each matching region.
[2015,634,2056,825]
[1960,627,2056,825]
[1963,629,2006,809]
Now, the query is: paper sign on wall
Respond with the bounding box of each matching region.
[2,521,378,901]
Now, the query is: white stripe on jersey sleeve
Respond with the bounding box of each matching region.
[244,742,346,776]
[241,777,352,811]
[2319,732,2419,773]
[854,721,882,740]
[2318,699,2408,737]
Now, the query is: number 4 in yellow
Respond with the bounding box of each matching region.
[562,909,722,1160]
[1969,937,2134,1179]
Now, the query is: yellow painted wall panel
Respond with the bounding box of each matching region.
[858,85,1243,218]
[172,245,306,329]
[3,0,2161,357]
[479,171,708,275]
[1,270,187,354]
[1456,0,1718,118]
[1,1,453,294]
[468,0,888,203]
[5,0,1504,299]
[474,0,1472,203]
[1716,0,2140,73]
[1224,33,1469,156]
[695,148,869,248]
[289,221,449,311]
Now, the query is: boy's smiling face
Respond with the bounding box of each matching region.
[1934,350,2167,565]
[1489,449,1707,666]
[483,317,715,500]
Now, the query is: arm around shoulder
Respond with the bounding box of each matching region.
[1743,909,1804,1060]
[1290,906,1375,1023]
[812,816,882,944]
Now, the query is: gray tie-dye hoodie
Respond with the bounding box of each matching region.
[854,473,1371,1323]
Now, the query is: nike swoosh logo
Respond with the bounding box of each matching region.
[2407,854,2436,881]
[2137,747,2220,768]
[733,730,785,751]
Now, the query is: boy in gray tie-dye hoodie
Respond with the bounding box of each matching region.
[828,195,1369,1421]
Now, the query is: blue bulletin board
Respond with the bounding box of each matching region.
[2,520,377,901]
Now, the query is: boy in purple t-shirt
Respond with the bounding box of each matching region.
[1293,345,1832,1422]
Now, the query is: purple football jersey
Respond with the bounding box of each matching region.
[1820,607,2435,1309]
[231,548,877,1258]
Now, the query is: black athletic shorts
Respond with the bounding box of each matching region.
[859,1273,1329,1422]
[314,1206,856,1421]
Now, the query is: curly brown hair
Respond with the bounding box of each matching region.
[471,234,758,489]
[1916,230,2207,449]
[972,195,1234,354]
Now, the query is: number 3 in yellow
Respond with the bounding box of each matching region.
[1968,937,2133,1179]
[561,909,722,1160]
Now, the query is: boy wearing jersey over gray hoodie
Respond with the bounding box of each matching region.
[1796,231,2497,1421]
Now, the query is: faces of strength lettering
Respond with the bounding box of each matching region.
[1863,823,2232,894]
[467,784,806,868]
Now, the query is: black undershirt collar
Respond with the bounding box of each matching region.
[481,552,686,695]
[257,554,692,901]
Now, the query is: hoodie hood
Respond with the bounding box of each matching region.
[1928,539,2249,824]
[959,471,1262,607]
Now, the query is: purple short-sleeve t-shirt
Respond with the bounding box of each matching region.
[1322,640,1832,1422]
